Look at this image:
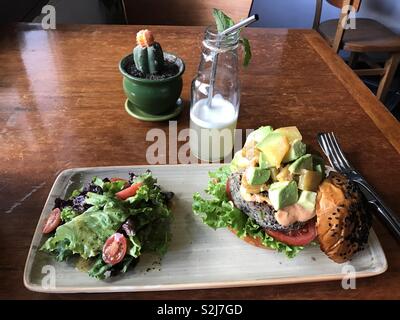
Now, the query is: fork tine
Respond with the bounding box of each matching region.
[317,133,340,171]
[317,133,328,154]
[325,133,346,172]
[317,133,331,163]
[318,133,334,157]
[327,133,349,171]
[326,132,345,171]
[330,133,353,169]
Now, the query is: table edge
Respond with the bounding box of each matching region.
[305,31,400,154]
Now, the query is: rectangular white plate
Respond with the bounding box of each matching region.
[24,164,387,293]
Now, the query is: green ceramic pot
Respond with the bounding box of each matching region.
[119,52,185,115]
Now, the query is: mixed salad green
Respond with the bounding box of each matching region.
[40,171,173,279]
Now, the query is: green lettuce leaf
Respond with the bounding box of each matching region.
[41,200,130,259]
[192,166,304,258]
[87,257,113,279]
[92,176,105,188]
[88,255,138,280]
[139,217,171,256]
[102,180,127,194]
[70,189,82,199]
[85,192,109,207]
[127,235,141,258]
[60,206,79,223]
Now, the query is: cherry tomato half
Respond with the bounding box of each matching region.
[42,208,61,234]
[102,233,127,265]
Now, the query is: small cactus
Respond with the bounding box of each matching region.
[133,29,165,75]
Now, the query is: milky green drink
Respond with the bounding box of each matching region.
[190,95,238,162]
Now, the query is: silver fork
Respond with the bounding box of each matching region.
[317,132,400,239]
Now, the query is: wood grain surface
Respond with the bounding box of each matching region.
[0,24,399,300]
[123,0,252,26]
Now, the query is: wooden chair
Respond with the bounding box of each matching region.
[313,0,400,101]
[121,0,253,26]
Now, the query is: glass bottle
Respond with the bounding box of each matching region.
[189,26,240,162]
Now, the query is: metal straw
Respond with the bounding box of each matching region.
[206,14,259,108]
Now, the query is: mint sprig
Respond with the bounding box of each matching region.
[212,8,252,67]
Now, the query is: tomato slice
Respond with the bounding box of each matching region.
[265,220,316,246]
[115,182,143,200]
[42,208,61,234]
[226,179,233,201]
[102,233,127,265]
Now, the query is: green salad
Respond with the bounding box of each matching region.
[40,171,173,279]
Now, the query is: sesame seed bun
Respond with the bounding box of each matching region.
[316,172,372,263]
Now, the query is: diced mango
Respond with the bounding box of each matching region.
[256,133,290,168]
[276,165,293,182]
[274,126,302,143]
[231,150,250,170]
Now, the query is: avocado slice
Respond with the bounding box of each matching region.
[298,169,322,192]
[314,164,325,177]
[246,167,270,185]
[248,126,273,143]
[288,154,313,174]
[312,154,326,178]
[297,190,317,211]
[282,139,307,163]
[259,152,274,169]
[268,180,298,210]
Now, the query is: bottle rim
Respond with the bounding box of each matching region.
[203,25,240,51]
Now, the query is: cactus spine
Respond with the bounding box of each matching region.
[133,30,165,75]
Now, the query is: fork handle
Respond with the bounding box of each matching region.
[374,204,400,237]
[357,180,400,239]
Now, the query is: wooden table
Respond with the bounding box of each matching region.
[0,24,399,300]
